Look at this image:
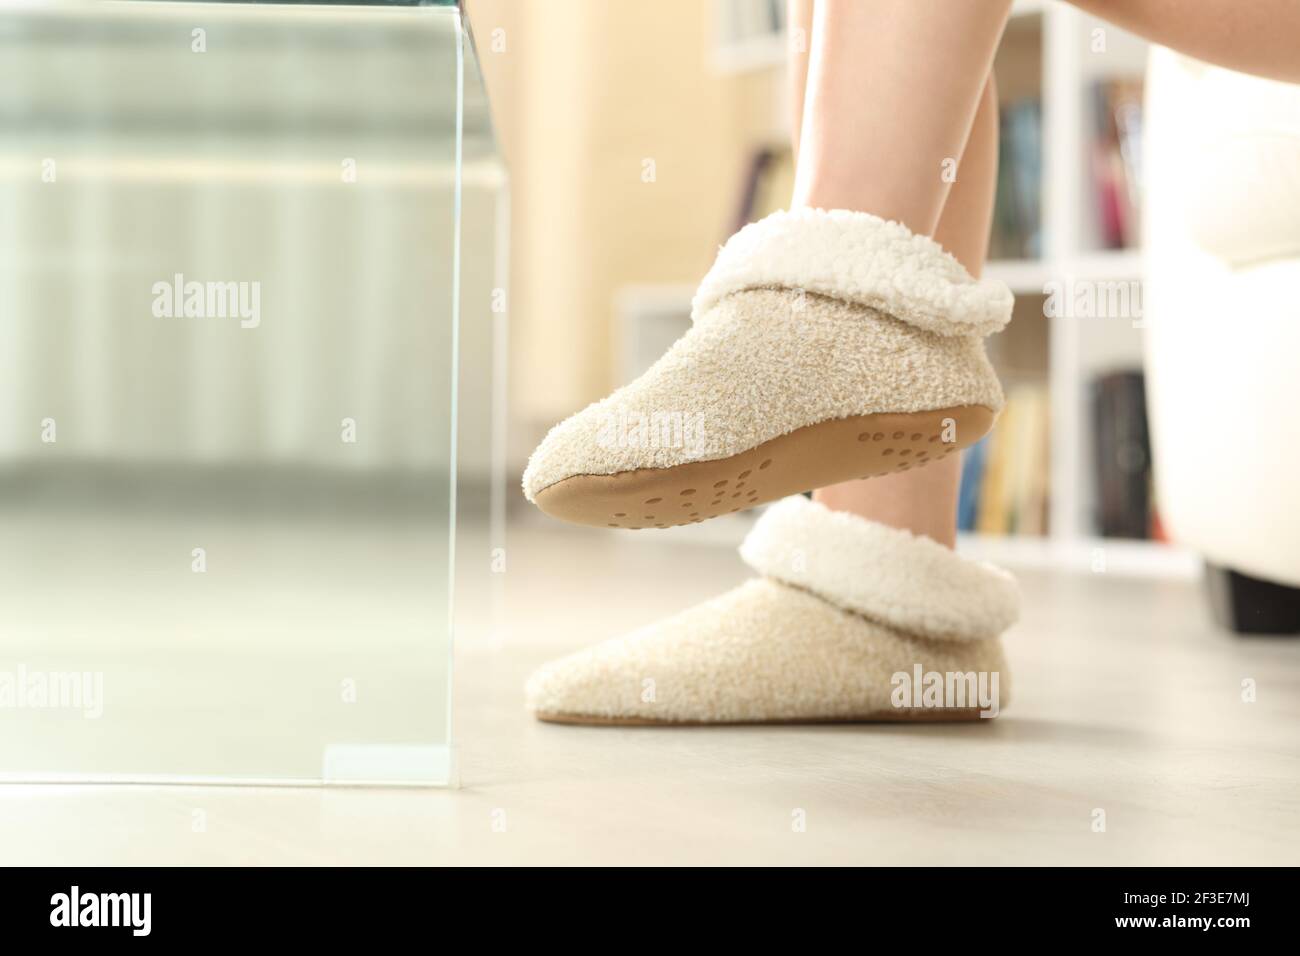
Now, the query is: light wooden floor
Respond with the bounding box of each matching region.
[2,515,1298,865]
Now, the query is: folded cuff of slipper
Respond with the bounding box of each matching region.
[692,208,1013,338]
[739,495,1020,642]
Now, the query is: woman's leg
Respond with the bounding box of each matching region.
[789,0,1004,547]
[814,79,999,548]
[1068,0,1300,83]
[792,0,1011,237]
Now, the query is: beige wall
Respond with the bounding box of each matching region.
[467,0,782,449]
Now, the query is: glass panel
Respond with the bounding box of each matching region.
[0,1,474,784]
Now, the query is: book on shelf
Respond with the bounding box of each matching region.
[960,382,1051,536]
[990,97,1042,261]
[728,144,794,237]
[1090,368,1161,540]
[957,433,988,532]
[1090,77,1144,250]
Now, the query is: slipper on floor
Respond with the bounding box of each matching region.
[523,208,1013,529]
[525,495,1019,725]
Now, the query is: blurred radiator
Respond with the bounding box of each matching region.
[0,2,503,475]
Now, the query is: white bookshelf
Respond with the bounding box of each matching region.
[644,0,1194,576]
[993,2,1190,574]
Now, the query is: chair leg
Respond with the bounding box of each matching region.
[1205,563,1300,635]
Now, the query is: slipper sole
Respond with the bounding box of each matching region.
[534,707,989,726]
[533,404,995,530]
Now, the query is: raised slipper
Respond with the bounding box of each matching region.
[525,495,1019,725]
[522,208,1013,529]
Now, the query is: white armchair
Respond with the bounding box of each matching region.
[1143,47,1300,632]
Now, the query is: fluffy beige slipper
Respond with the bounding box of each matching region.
[525,495,1019,725]
[523,208,1013,529]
